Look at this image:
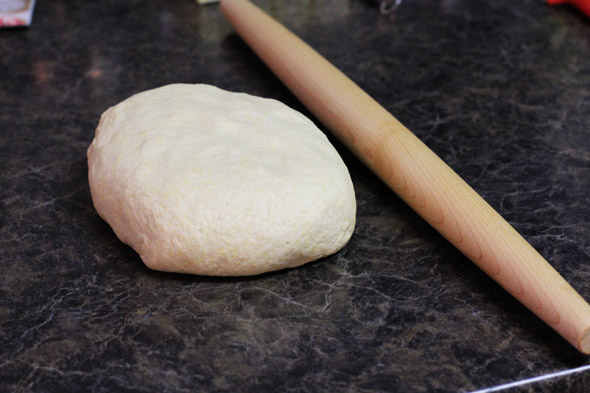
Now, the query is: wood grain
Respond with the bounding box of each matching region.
[220,0,590,353]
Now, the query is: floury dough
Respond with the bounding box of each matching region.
[87,84,356,276]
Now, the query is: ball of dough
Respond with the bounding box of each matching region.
[87,84,356,276]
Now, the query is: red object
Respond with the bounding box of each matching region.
[547,0,590,17]
[0,17,26,27]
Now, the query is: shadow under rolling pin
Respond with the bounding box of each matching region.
[219,0,590,353]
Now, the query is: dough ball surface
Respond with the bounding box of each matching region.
[87,84,356,276]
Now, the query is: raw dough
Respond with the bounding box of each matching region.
[87,84,356,276]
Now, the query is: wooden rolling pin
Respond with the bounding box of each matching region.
[220,0,590,353]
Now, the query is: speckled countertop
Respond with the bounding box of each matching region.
[2,0,590,392]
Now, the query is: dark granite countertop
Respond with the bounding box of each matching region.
[2,0,590,391]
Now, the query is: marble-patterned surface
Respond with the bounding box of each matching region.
[2,0,590,391]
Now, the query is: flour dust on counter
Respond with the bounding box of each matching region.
[87,83,356,276]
